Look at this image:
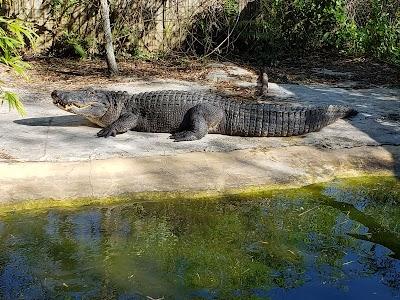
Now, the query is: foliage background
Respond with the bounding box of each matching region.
[1,0,399,64]
[232,0,400,64]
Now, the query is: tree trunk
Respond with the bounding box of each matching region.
[99,0,118,75]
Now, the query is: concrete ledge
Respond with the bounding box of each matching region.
[1,77,399,204]
[1,145,397,203]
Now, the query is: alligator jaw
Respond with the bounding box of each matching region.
[51,90,90,110]
[52,92,91,111]
[53,101,91,110]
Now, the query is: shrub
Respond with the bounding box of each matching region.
[48,31,88,58]
[229,0,399,64]
[0,15,37,116]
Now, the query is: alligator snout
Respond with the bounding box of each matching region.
[52,90,71,107]
[51,90,70,109]
[51,90,93,111]
[51,90,61,103]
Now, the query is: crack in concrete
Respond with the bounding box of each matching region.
[249,142,400,154]
[88,154,95,197]
[39,117,53,161]
[315,142,400,150]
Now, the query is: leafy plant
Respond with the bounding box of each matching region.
[222,0,399,64]
[224,0,240,16]
[0,90,26,116]
[0,16,37,116]
[327,0,400,64]
[48,31,88,58]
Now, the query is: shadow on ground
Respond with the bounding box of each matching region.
[277,85,400,177]
[14,115,97,127]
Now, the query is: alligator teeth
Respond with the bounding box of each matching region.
[55,102,65,108]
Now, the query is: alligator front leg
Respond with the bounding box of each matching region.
[170,104,224,142]
[97,113,138,138]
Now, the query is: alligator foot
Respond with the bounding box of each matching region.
[170,131,199,142]
[97,126,117,138]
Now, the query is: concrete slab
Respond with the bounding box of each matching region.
[0,73,399,202]
[1,146,397,203]
[1,81,399,162]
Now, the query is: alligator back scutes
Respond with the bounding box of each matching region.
[127,90,356,137]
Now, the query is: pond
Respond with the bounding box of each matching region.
[0,177,399,299]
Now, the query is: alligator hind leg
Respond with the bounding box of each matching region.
[170,104,224,142]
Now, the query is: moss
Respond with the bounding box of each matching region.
[0,175,397,216]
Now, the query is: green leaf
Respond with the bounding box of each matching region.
[72,43,87,59]
[1,91,26,116]
[0,16,36,115]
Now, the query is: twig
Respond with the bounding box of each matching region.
[298,205,319,216]
[202,13,241,59]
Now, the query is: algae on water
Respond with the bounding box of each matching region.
[0,177,399,299]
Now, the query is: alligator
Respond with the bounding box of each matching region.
[51,88,357,141]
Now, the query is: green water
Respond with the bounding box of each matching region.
[0,177,399,299]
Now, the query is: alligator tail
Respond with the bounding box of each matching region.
[329,105,358,119]
[224,102,357,137]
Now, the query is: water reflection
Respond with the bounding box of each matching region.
[0,177,399,299]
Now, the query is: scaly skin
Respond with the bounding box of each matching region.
[51,88,357,141]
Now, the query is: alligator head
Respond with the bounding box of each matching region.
[51,88,114,127]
